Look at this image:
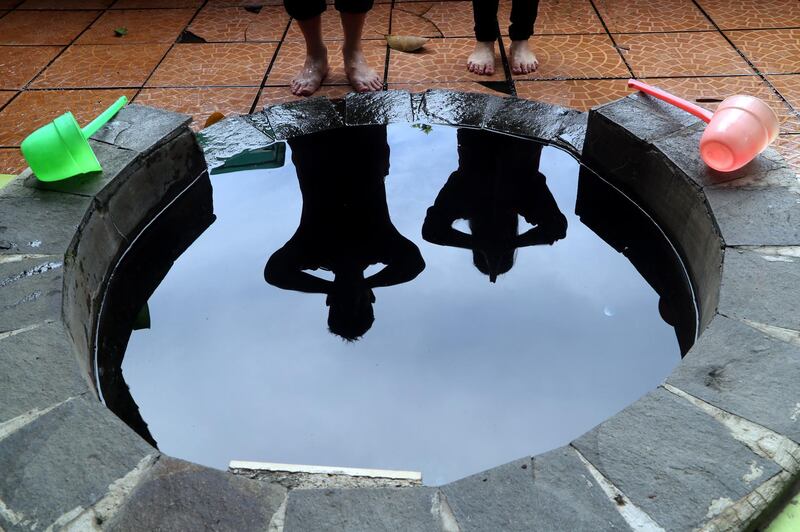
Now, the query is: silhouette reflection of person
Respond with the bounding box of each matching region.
[422,129,567,282]
[264,125,425,341]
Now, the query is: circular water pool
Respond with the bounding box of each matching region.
[101,123,695,486]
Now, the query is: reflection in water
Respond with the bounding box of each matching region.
[265,126,425,341]
[423,129,567,282]
[110,124,697,485]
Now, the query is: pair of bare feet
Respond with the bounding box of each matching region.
[291,45,381,97]
[467,40,539,76]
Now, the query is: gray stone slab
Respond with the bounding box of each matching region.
[573,387,782,531]
[106,457,286,532]
[0,189,92,255]
[0,257,63,333]
[196,115,274,171]
[96,129,207,239]
[596,94,701,144]
[419,89,507,128]
[704,184,800,246]
[719,248,800,331]
[653,123,795,188]
[556,111,588,155]
[668,314,800,443]
[263,97,345,139]
[0,321,90,425]
[23,141,138,197]
[90,104,191,154]
[345,90,414,126]
[442,448,630,532]
[284,487,439,532]
[62,202,127,381]
[485,97,583,144]
[0,396,154,531]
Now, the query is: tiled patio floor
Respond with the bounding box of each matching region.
[1,0,799,175]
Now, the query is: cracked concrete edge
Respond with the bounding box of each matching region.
[663,384,800,474]
[698,471,794,532]
[572,446,667,532]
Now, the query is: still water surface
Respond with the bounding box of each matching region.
[119,124,694,485]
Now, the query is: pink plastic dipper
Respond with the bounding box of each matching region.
[627,79,780,172]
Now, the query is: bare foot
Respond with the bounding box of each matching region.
[509,40,538,75]
[291,45,329,96]
[343,47,382,93]
[467,41,496,75]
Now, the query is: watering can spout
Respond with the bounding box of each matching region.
[82,96,128,138]
[21,95,129,182]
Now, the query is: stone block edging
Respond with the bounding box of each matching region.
[0,90,797,530]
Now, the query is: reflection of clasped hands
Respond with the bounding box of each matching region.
[325,276,376,308]
[472,221,566,252]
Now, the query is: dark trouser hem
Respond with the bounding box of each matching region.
[473,0,539,42]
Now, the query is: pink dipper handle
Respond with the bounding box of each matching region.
[627,79,713,124]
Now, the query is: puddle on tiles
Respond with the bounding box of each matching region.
[100,123,696,486]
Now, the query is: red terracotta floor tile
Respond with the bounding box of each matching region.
[187,6,290,42]
[391,2,476,38]
[257,85,353,108]
[728,29,800,75]
[31,44,169,88]
[284,4,390,41]
[135,87,259,130]
[111,0,203,8]
[268,40,387,86]
[0,91,16,109]
[616,32,753,78]
[391,0,602,39]
[388,38,504,83]
[594,0,712,33]
[0,149,26,175]
[515,79,630,110]
[512,34,629,80]
[0,88,136,146]
[0,10,99,45]
[641,76,800,133]
[0,46,63,89]
[389,81,509,96]
[17,0,113,7]
[774,134,800,174]
[697,0,800,30]
[768,75,800,114]
[147,43,277,87]
[533,0,605,35]
[77,9,196,45]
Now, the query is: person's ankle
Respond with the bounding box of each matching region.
[342,44,364,58]
[306,42,327,58]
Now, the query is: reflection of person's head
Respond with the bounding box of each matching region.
[326,283,376,342]
[469,213,517,283]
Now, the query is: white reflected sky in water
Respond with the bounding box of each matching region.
[123,124,682,486]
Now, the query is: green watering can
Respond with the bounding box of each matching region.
[20,96,128,182]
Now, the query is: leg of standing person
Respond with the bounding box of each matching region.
[508,0,539,74]
[338,0,382,92]
[284,0,329,96]
[467,0,500,75]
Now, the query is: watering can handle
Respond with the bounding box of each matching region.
[627,79,714,124]
[82,96,129,138]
